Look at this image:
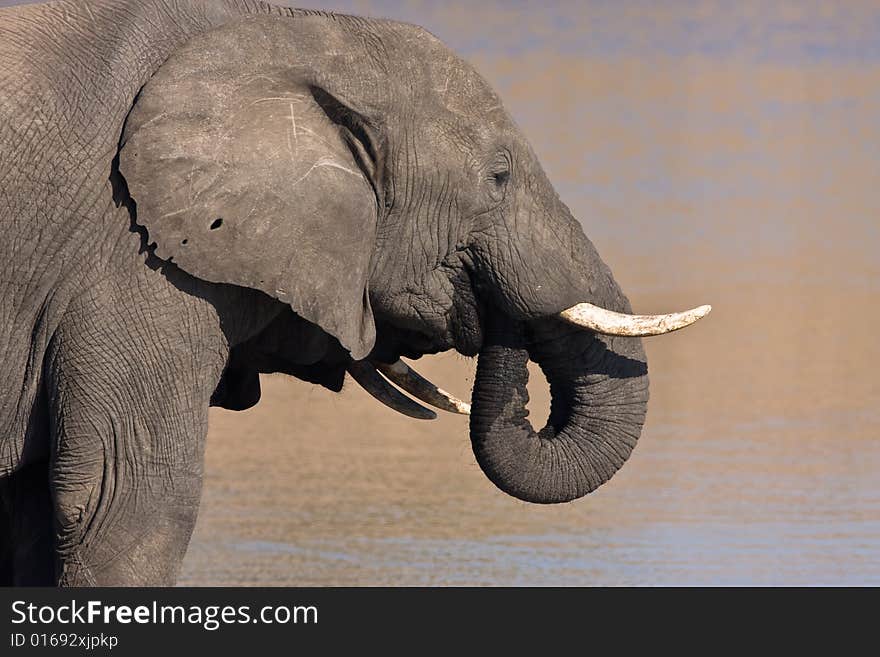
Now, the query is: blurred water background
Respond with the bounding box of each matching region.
[9,0,875,585]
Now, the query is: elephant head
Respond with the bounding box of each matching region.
[119,14,709,504]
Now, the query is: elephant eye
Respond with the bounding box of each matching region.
[491,169,510,187]
[486,164,510,203]
[486,151,512,199]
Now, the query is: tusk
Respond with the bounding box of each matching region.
[559,302,712,336]
[347,361,437,420]
[375,360,471,416]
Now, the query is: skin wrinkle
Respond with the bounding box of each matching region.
[48,270,222,583]
[373,116,465,333]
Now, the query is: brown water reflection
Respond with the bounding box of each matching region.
[180,1,879,585]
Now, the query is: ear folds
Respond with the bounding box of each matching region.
[119,42,379,359]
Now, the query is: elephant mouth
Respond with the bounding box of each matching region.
[345,298,709,504]
[347,299,710,421]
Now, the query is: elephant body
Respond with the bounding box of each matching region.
[0,0,703,586]
[0,0,312,585]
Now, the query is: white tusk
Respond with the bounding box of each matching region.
[559,302,712,336]
[347,361,437,420]
[375,360,471,416]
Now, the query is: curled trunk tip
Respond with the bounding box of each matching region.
[469,322,648,504]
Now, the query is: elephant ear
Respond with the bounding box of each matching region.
[119,40,380,359]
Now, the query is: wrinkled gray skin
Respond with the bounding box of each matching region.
[0,0,648,586]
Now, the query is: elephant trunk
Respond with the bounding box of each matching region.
[469,300,649,505]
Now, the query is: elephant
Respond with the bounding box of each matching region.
[0,0,710,586]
